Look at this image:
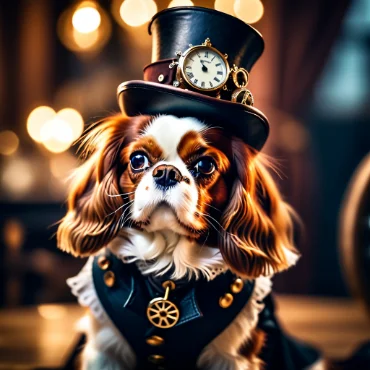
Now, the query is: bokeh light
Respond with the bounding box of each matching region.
[58,1,111,54]
[2,158,34,195]
[50,152,78,180]
[38,305,68,320]
[57,108,84,141]
[0,130,19,156]
[234,0,264,24]
[168,0,194,8]
[27,106,84,154]
[119,0,157,27]
[27,106,56,143]
[72,3,101,34]
[214,0,235,16]
[72,28,100,49]
[3,219,25,251]
[40,118,74,154]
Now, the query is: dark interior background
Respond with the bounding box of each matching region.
[0,0,369,308]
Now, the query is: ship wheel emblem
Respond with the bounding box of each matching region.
[146,281,180,329]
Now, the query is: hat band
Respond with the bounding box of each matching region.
[143,59,254,107]
[143,59,177,85]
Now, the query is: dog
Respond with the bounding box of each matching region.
[57,114,324,370]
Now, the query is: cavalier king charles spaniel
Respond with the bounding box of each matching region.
[57,114,322,370]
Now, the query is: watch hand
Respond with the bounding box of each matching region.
[200,60,211,64]
[200,60,209,72]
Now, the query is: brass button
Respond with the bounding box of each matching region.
[146,335,164,347]
[158,74,164,82]
[97,255,110,270]
[219,293,234,308]
[104,271,115,287]
[162,280,176,290]
[230,278,244,294]
[148,354,165,364]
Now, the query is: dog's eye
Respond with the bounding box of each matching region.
[130,152,150,171]
[194,157,216,175]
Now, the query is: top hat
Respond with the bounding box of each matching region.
[117,6,269,150]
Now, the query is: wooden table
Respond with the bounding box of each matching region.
[0,296,369,369]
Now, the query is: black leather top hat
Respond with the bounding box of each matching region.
[117,6,269,150]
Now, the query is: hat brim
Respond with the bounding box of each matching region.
[117,81,269,151]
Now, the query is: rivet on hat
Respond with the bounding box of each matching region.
[146,335,164,347]
[158,74,164,82]
[104,271,115,288]
[148,354,165,365]
[219,293,234,308]
[230,278,244,294]
[97,255,111,270]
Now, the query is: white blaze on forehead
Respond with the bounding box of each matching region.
[142,116,206,159]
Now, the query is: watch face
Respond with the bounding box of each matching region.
[182,46,229,91]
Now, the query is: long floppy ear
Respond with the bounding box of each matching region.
[219,138,298,278]
[57,115,142,257]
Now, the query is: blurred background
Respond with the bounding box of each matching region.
[0,0,370,349]
[1,0,370,368]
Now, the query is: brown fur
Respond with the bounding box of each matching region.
[239,328,266,368]
[58,115,297,281]
[57,115,152,257]
[218,138,297,278]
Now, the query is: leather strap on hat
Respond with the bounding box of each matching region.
[143,59,177,85]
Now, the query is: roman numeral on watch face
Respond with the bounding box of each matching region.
[182,46,228,90]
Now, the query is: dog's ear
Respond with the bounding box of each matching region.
[57,115,143,257]
[219,138,297,278]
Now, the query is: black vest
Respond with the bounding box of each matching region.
[92,252,320,370]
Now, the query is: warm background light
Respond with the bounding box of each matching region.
[56,108,84,141]
[119,0,157,27]
[49,152,78,180]
[0,130,19,156]
[214,0,235,16]
[72,28,100,49]
[40,118,74,144]
[168,0,194,8]
[2,158,34,195]
[27,106,56,143]
[234,0,264,24]
[27,106,84,154]
[57,1,111,54]
[38,305,68,320]
[72,3,101,34]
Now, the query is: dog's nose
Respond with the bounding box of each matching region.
[152,164,182,189]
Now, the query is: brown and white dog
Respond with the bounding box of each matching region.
[58,114,322,369]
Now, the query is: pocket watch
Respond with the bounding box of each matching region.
[170,38,230,95]
[170,38,254,106]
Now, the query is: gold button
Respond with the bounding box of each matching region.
[146,335,164,347]
[158,74,164,82]
[219,293,234,308]
[104,271,115,287]
[97,255,110,270]
[148,354,165,364]
[230,278,244,294]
